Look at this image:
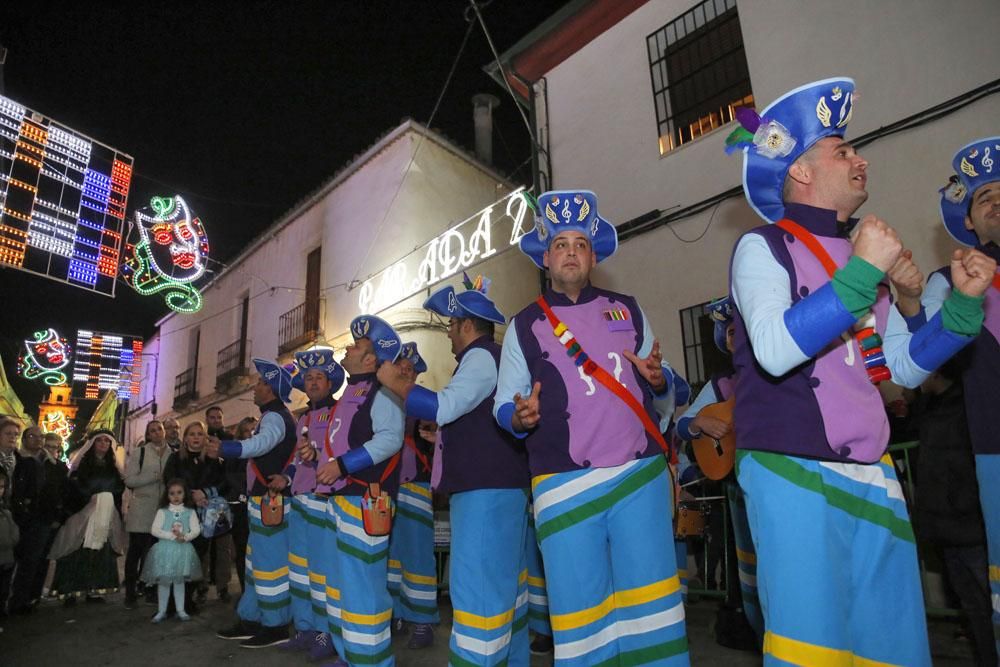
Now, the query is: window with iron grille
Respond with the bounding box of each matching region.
[647,0,754,155]
[678,301,731,397]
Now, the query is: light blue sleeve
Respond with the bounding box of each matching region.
[221,411,285,459]
[634,304,682,429]
[731,234,815,376]
[636,304,656,359]
[436,348,497,426]
[676,382,722,441]
[494,321,532,438]
[339,388,405,474]
[921,271,951,321]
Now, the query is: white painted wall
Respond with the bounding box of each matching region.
[535,0,1000,374]
[126,124,540,437]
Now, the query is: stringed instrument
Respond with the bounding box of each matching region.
[691,396,736,480]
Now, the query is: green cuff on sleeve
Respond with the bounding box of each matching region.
[831,256,885,319]
[941,288,986,336]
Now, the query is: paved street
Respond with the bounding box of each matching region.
[0,586,977,666]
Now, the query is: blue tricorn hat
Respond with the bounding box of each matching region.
[939,136,1000,247]
[291,347,346,394]
[398,342,427,374]
[518,190,618,269]
[726,77,856,223]
[350,314,402,364]
[423,273,506,325]
[705,296,734,354]
[253,357,293,403]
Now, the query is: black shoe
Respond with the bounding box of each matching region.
[218,587,231,603]
[240,626,290,649]
[84,595,105,604]
[123,596,137,610]
[217,620,260,640]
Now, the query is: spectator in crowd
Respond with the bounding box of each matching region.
[204,406,235,601]
[48,430,126,605]
[0,469,19,630]
[227,416,254,593]
[163,418,181,453]
[9,426,49,614]
[163,421,226,607]
[122,420,171,609]
[0,418,19,497]
[913,359,997,666]
[37,433,69,599]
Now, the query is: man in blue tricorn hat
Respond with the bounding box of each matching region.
[213,357,297,648]
[725,77,995,665]
[270,348,345,661]
[493,190,689,665]
[296,314,405,667]
[922,136,1000,661]
[378,274,532,666]
[384,341,440,650]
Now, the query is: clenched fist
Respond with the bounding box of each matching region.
[952,248,997,298]
[852,215,902,272]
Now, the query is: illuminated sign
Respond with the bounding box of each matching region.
[72,329,143,400]
[0,93,133,296]
[121,195,210,313]
[357,187,531,314]
[18,328,72,385]
[39,410,74,449]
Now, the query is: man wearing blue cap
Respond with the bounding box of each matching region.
[298,315,404,667]
[377,276,532,666]
[923,137,1000,661]
[493,192,689,665]
[726,78,995,665]
[675,296,762,647]
[213,358,298,649]
[270,348,345,661]
[383,342,439,650]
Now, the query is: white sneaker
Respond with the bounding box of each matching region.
[152,612,167,623]
[177,612,191,622]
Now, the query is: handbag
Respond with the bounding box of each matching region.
[199,493,233,538]
[344,453,400,537]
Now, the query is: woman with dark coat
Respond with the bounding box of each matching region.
[163,421,227,605]
[48,430,126,604]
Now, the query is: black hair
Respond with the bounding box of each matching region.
[160,477,196,509]
[464,317,495,338]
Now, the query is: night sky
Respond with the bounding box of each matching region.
[0,1,566,423]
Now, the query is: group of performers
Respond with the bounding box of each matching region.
[201,75,1000,666]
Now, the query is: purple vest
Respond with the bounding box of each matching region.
[291,397,337,495]
[933,246,1000,454]
[400,417,433,485]
[435,336,530,494]
[315,374,401,497]
[511,286,662,477]
[731,205,892,463]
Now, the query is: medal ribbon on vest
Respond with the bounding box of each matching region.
[535,296,671,457]
[776,218,891,384]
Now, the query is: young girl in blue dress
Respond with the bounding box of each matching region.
[142,478,202,622]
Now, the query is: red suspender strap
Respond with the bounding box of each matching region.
[535,296,670,456]
[250,440,297,489]
[404,434,432,473]
[345,451,401,488]
[775,218,838,277]
[992,273,1000,292]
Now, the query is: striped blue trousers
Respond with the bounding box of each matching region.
[238,495,291,628]
[289,494,330,632]
[737,450,931,666]
[324,495,394,667]
[449,488,530,667]
[532,455,689,666]
[526,511,551,637]
[976,454,1000,658]
[387,481,440,624]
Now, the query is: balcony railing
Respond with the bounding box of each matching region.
[173,368,197,408]
[278,299,324,354]
[216,338,251,392]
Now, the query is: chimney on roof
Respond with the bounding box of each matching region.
[472,93,500,165]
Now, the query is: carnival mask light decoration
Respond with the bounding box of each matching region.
[40,411,74,452]
[18,328,72,385]
[121,195,210,313]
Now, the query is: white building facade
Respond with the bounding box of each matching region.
[125,120,540,442]
[491,0,1000,388]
